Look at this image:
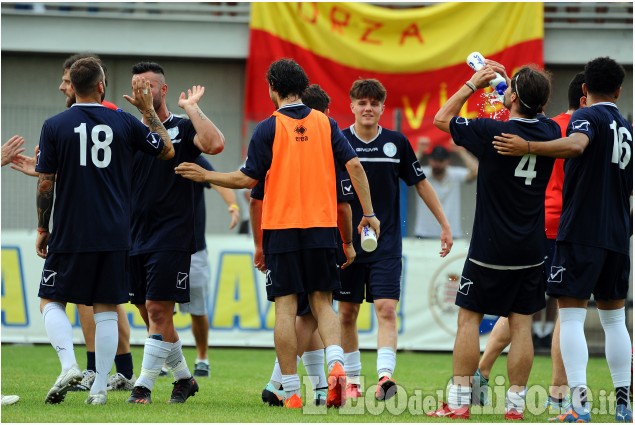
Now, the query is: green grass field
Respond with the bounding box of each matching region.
[0,344,620,423]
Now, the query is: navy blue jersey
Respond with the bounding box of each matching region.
[558,102,633,255]
[450,116,561,266]
[130,113,200,255]
[343,125,424,262]
[193,155,214,252]
[241,103,356,254]
[35,103,165,253]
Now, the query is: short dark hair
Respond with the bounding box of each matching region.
[584,57,625,96]
[510,65,551,117]
[302,84,330,113]
[64,53,109,86]
[69,57,104,97]
[349,79,387,103]
[266,58,309,99]
[567,72,586,110]
[132,61,165,76]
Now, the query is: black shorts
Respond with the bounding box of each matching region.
[455,259,546,317]
[546,242,631,301]
[264,248,340,302]
[129,251,192,304]
[334,257,402,303]
[38,251,130,305]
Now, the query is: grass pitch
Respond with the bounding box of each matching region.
[1,344,619,422]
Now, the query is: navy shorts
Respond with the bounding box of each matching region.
[334,257,402,303]
[455,259,546,317]
[129,251,192,304]
[264,248,340,302]
[546,242,631,301]
[38,251,130,305]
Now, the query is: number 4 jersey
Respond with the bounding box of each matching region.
[36,103,166,253]
[558,102,633,255]
[450,115,561,266]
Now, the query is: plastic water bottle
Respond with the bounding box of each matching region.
[360,225,377,252]
[466,52,508,96]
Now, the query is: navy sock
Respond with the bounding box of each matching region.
[114,353,134,380]
[86,351,96,372]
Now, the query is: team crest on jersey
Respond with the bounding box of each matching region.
[340,179,353,196]
[41,269,57,287]
[455,117,470,126]
[383,142,397,158]
[571,120,590,131]
[146,133,161,148]
[412,160,424,176]
[167,127,180,139]
[547,266,566,283]
[176,272,189,289]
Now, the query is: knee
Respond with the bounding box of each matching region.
[457,308,482,328]
[145,302,171,327]
[375,302,397,322]
[338,304,360,327]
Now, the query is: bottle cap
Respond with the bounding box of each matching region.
[495,81,508,96]
[361,225,377,252]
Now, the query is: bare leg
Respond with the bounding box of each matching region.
[507,313,534,392]
[453,308,483,387]
[549,316,568,399]
[274,294,298,375]
[479,317,511,379]
[190,314,209,360]
[338,301,360,353]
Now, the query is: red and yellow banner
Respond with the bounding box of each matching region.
[245,2,543,150]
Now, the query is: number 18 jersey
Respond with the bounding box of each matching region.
[36,103,165,253]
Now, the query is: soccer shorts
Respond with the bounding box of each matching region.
[455,259,545,317]
[546,242,630,301]
[264,248,340,302]
[129,251,192,305]
[334,257,402,304]
[38,251,130,305]
[178,249,210,316]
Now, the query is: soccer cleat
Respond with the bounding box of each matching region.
[314,387,327,406]
[426,402,470,419]
[85,391,107,405]
[548,408,591,423]
[127,386,152,404]
[261,383,284,406]
[545,395,572,415]
[106,373,136,391]
[472,368,489,406]
[376,376,397,401]
[1,395,20,406]
[168,376,199,403]
[193,361,210,378]
[68,369,95,392]
[616,404,633,422]
[326,362,347,408]
[504,408,524,420]
[346,383,363,399]
[283,393,303,409]
[45,364,83,404]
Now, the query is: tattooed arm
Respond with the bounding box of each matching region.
[36,172,55,258]
[178,85,225,155]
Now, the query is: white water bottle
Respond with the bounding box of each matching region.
[360,225,377,252]
[466,52,508,96]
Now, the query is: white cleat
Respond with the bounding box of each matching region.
[1,395,20,406]
[106,373,137,391]
[45,364,83,404]
[85,391,107,405]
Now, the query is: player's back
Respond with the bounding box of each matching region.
[37,104,157,253]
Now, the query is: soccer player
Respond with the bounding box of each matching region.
[473,72,587,413]
[493,57,633,423]
[178,154,240,378]
[36,57,174,405]
[427,61,560,420]
[334,78,452,402]
[126,61,225,405]
[257,84,356,407]
[175,58,380,409]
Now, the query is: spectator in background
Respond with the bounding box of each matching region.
[413,144,478,239]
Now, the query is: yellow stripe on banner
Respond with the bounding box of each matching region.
[250,2,543,73]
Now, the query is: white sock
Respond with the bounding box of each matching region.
[325,345,344,372]
[281,374,301,399]
[91,311,118,394]
[166,339,191,381]
[195,357,209,364]
[543,321,555,336]
[377,347,396,379]
[598,308,632,388]
[42,302,77,372]
[506,388,527,413]
[270,358,282,388]
[559,308,588,389]
[136,337,172,391]
[302,349,327,389]
[344,351,362,385]
[448,383,471,409]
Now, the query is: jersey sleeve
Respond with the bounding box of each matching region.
[250,180,265,201]
[35,120,58,173]
[449,117,494,159]
[128,114,166,157]
[240,118,275,181]
[567,108,596,143]
[398,134,426,186]
[330,118,356,166]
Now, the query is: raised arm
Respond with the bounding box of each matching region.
[414,179,453,257]
[178,85,225,155]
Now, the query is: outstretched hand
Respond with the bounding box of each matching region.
[11,145,38,177]
[1,135,25,167]
[178,85,205,110]
[175,162,209,183]
[123,77,154,112]
[492,133,529,156]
